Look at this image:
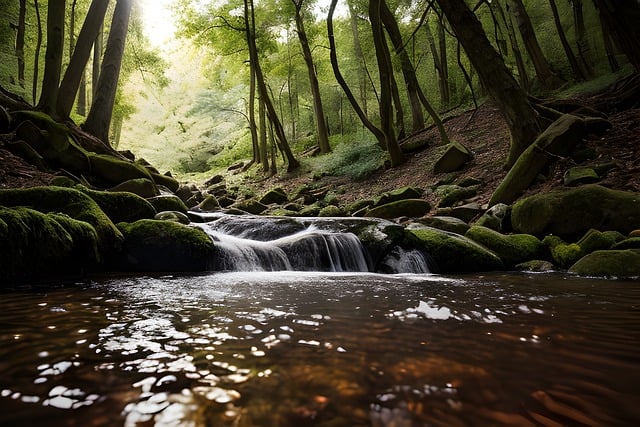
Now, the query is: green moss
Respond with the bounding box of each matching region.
[148,195,189,214]
[543,235,583,268]
[569,250,640,278]
[577,229,624,254]
[365,199,432,219]
[318,205,344,217]
[611,237,640,250]
[117,219,215,271]
[89,153,153,186]
[408,227,503,273]
[75,185,156,224]
[465,226,544,268]
[150,172,180,193]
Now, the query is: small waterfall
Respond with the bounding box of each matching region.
[378,247,432,274]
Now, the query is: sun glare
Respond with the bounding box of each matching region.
[139,0,177,46]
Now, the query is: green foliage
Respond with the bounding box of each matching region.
[311,136,386,181]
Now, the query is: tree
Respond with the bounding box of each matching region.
[57,0,111,119]
[32,0,43,104]
[548,0,585,81]
[37,0,66,112]
[436,0,540,167]
[292,0,330,154]
[592,0,640,72]
[84,0,133,143]
[15,0,26,88]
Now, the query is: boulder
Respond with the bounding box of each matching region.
[435,184,477,208]
[233,199,268,215]
[372,186,423,208]
[89,153,153,186]
[109,178,159,198]
[611,237,640,250]
[77,186,157,224]
[515,260,556,272]
[543,235,583,268]
[259,187,289,205]
[414,216,470,235]
[433,141,472,174]
[408,227,503,273]
[365,199,431,219]
[475,203,510,232]
[563,166,599,186]
[576,229,624,254]
[465,226,545,268]
[195,195,221,212]
[444,202,483,223]
[489,114,586,206]
[511,185,640,237]
[569,250,640,278]
[154,211,191,225]
[319,205,344,217]
[147,195,189,214]
[117,220,215,272]
[150,172,180,193]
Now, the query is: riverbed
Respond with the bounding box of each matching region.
[1,272,638,426]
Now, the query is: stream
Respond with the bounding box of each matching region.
[1,271,639,426]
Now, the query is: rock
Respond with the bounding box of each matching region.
[346,199,374,215]
[435,184,477,208]
[147,195,189,214]
[117,220,215,272]
[204,174,224,187]
[630,230,640,238]
[259,187,289,205]
[611,237,640,250]
[319,205,344,217]
[563,166,599,186]
[175,184,196,204]
[448,202,483,223]
[475,203,510,232]
[569,250,640,278]
[89,153,153,186]
[5,140,48,171]
[511,184,640,237]
[490,114,587,206]
[109,178,159,198]
[150,172,180,193]
[543,235,583,268]
[233,199,268,215]
[76,186,157,224]
[298,204,322,217]
[365,199,431,219]
[408,227,503,273]
[456,176,482,187]
[195,195,221,212]
[465,226,545,268]
[155,211,191,225]
[414,216,470,235]
[515,260,556,272]
[433,141,472,174]
[372,186,423,208]
[576,229,624,254]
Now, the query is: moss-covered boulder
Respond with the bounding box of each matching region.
[407,227,503,273]
[511,185,640,237]
[155,211,190,224]
[611,237,640,250]
[414,216,470,235]
[435,184,477,208]
[150,172,180,193]
[89,153,153,186]
[117,220,215,271]
[259,187,288,205]
[543,235,583,268]
[475,203,510,232]
[297,204,322,217]
[465,226,545,268]
[0,207,100,282]
[76,186,156,224]
[563,166,599,186]
[109,178,159,198]
[0,186,123,253]
[194,195,221,212]
[365,199,431,219]
[233,199,268,215]
[577,229,624,254]
[433,141,472,174]
[319,205,345,217]
[147,195,189,214]
[372,186,423,207]
[569,250,640,278]
[515,260,556,272]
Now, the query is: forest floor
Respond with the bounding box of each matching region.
[1,91,639,210]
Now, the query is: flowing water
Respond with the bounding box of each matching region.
[1,272,638,426]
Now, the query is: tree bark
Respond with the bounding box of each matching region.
[592,0,640,72]
[37,0,66,113]
[437,0,540,167]
[293,0,330,153]
[57,0,110,119]
[248,62,260,166]
[425,12,450,107]
[347,2,368,115]
[508,0,563,89]
[548,0,585,81]
[258,94,269,173]
[572,0,594,78]
[32,0,43,104]
[492,0,529,89]
[84,0,132,143]
[16,0,27,88]
[596,11,620,72]
[93,25,103,97]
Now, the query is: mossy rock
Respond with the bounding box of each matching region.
[563,166,599,186]
[297,204,322,217]
[346,199,374,215]
[259,187,289,205]
[372,186,423,208]
[475,203,510,232]
[433,141,472,174]
[89,153,153,186]
[415,216,470,235]
[435,184,477,208]
[150,172,180,193]
[611,237,640,250]
[117,219,215,272]
[155,211,190,224]
[147,195,189,214]
[233,199,268,215]
[543,235,583,268]
[569,250,640,278]
[76,186,156,224]
[511,184,640,237]
[408,227,503,273]
[109,178,159,198]
[515,260,556,272]
[0,207,100,282]
[318,205,344,217]
[365,199,431,220]
[577,229,625,254]
[465,226,544,268]
[194,195,221,212]
[0,186,122,254]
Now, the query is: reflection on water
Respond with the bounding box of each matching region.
[0,272,639,426]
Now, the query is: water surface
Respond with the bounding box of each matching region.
[1,272,638,426]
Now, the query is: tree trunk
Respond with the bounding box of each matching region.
[293,0,330,153]
[425,13,450,107]
[259,94,269,173]
[93,25,103,97]
[57,0,110,119]
[16,0,27,88]
[347,2,368,115]
[84,0,132,143]
[592,0,640,72]
[492,0,529,89]
[37,0,66,113]
[436,13,451,103]
[32,0,42,104]
[76,70,87,116]
[597,11,620,72]
[572,0,595,78]
[508,0,563,89]
[248,62,259,165]
[548,0,585,81]
[244,0,298,171]
[437,0,540,167]
[369,0,404,167]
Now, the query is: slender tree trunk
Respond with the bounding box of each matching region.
[76,70,87,115]
[572,0,594,78]
[293,0,330,153]
[548,0,585,81]
[369,0,404,166]
[32,0,42,104]
[37,0,66,113]
[425,13,450,107]
[592,0,640,72]
[70,0,77,57]
[93,25,103,97]
[57,0,110,119]
[258,94,269,173]
[347,2,368,114]
[16,0,27,88]
[493,0,529,89]
[437,0,540,168]
[508,0,563,89]
[248,63,259,165]
[436,13,451,102]
[84,0,132,143]
[597,11,620,72]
